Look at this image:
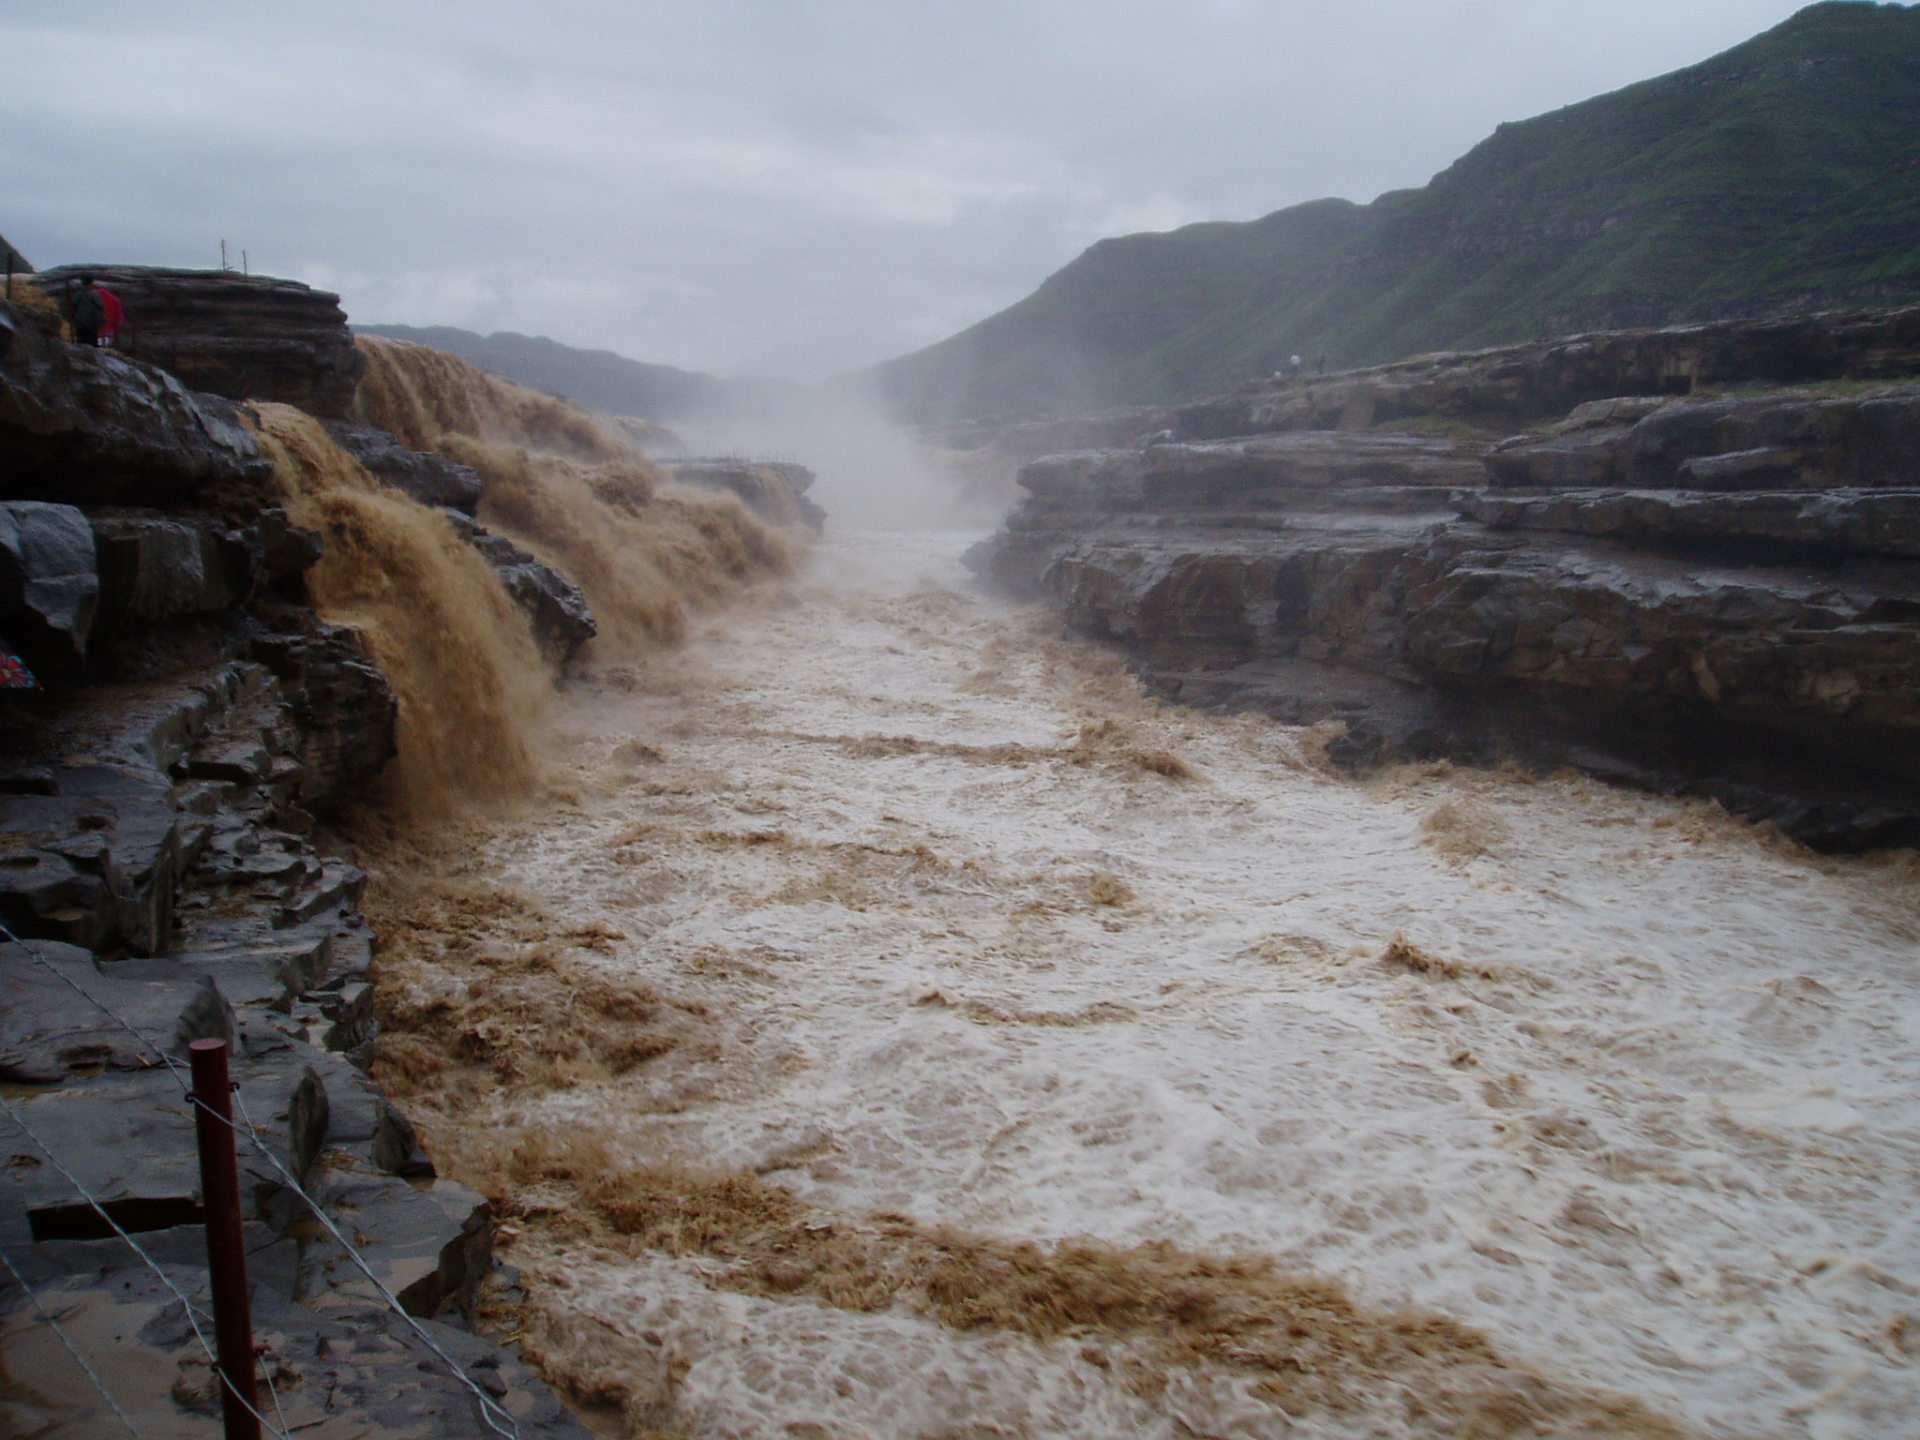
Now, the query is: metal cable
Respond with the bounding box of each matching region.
[0,1247,146,1440]
[258,1334,294,1440]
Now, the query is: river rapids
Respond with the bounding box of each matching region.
[365,528,1920,1440]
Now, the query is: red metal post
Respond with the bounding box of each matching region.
[188,1038,261,1440]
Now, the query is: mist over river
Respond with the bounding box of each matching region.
[369,527,1920,1440]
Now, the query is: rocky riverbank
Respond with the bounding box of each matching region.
[970,305,1920,851]
[0,272,811,1437]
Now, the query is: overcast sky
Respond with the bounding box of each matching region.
[2,1,1830,379]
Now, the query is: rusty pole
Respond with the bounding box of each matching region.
[188,1038,262,1440]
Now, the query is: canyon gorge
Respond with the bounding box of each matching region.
[3,269,1919,1440]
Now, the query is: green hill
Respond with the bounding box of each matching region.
[867,1,1920,426]
[352,324,800,423]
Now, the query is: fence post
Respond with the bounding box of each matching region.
[188,1038,261,1440]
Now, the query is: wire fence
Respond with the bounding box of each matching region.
[0,921,520,1439]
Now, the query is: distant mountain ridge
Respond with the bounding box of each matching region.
[866,1,1920,426]
[352,324,799,422]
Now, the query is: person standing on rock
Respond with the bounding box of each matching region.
[97,282,124,348]
[68,274,105,347]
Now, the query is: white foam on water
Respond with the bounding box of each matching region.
[478,529,1920,1438]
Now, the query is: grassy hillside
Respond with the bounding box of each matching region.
[868,1,1920,425]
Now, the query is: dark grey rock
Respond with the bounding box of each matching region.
[252,505,325,585]
[322,421,486,513]
[0,765,182,955]
[0,1259,592,1439]
[172,914,343,1011]
[89,510,249,628]
[0,300,271,506]
[0,1066,203,1248]
[1188,305,1920,439]
[1019,432,1484,515]
[0,500,99,666]
[250,620,398,810]
[299,1160,492,1322]
[278,856,366,925]
[441,510,597,663]
[1462,487,1920,559]
[304,1044,431,1175]
[1676,446,1804,490]
[976,348,1920,851]
[1484,426,1632,488]
[0,940,231,1083]
[1626,385,1920,489]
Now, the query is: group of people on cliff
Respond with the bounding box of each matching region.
[67,273,123,348]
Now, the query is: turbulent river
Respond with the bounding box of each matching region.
[369,527,1920,1440]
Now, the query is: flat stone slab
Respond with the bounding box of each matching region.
[299,1159,491,1322]
[1462,485,1920,558]
[171,914,343,1010]
[0,940,231,1082]
[0,1067,203,1248]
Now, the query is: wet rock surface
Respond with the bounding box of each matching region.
[0,641,583,1436]
[441,511,598,663]
[663,456,828,530]
[974,305,1920,851]
[0,500,99,668]
[0,1248,585,1439]
[323,420,486,514]
[0,301,272,507]
[88,508,258,632]
[0,312,585,1437]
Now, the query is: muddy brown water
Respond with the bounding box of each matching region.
[349,528,1920,1439]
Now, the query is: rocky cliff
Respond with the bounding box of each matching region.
[973,304,1920,852]
[0,289,666,1438]
[39,265,366,419]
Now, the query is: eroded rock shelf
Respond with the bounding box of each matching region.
[971,306,1920,851]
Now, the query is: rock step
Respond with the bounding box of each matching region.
[1462,486,1920,559]
[0,1248,589,1439]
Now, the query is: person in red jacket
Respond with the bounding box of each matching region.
[98,283,124,347]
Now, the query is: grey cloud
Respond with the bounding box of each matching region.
[1,0,1818,378]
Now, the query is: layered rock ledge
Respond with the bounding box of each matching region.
[972,307,1920,851]
[39,265,366,420]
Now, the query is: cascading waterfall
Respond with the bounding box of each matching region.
[251,339,804,811]
[354,336,798,655]
[252,402,551,816]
